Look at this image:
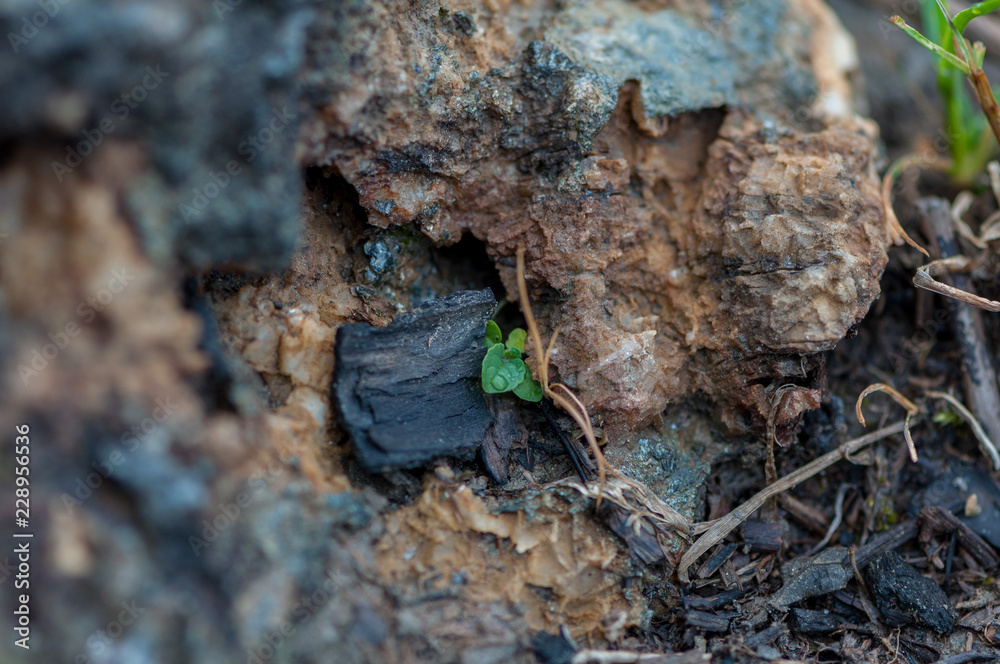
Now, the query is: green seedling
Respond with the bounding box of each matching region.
[893,0,1000,184]
[933,408,964,427]
[481,321,543,402]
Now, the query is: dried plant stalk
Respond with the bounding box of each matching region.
[516,246,612,496]
[514,247,693,544]
[970,64,1000,158]
[677,421,908,582]
[881,154,947,257]
[855,383,920,461]
[913,266,1000,311]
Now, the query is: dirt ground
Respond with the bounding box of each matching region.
[4,1,1000,663]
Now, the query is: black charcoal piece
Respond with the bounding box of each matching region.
[685,610,731,632]
[480,393,527,483]
[334,289,496,471]
[790,608,843,634]
[600,499,666,565]
[864,551,955,634]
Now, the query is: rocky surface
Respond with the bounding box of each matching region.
[0,0,896,662]
[307,0,888,435]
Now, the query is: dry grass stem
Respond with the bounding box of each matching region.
[950,181,1000,247]
[515,246,693,542]
[926,390,1000,469]
[571,650,710,664]
[559,476,690,536]
[881,154,947,257]
[914,265,1000,311]
[516,246,616,501]
[677,421,908,582]
[855,383,920,461]
[951,190,988,249]
[970,65,1000,156]
[806,483,853,556]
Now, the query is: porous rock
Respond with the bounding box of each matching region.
[309,0,889,434]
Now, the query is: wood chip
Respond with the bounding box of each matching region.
[920,506,1000,570]
[685,610,731,632]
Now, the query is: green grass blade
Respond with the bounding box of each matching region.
[921,0,947,45]
[892,16,971,73]
[954,0,1000,35]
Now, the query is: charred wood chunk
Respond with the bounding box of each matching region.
[740,519,782,552]
[481,393,527,483]
[684,610,730,632]
[599,499,666,565]
[697,541,737,579]
[790,608,843,635]
[864,551,955,634]
[334,289,496,471]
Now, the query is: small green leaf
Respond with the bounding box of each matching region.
[493,359,526,393]
[513,375,543,402]
[481,344,506,393]
[933,409,963,427]
[506,328,527,352]
[484,320,502,347]
[503,346,521,360]
[954,0,1000,36]
[482,345,526,394]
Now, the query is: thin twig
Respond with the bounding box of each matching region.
[849,547,891,645]
[678,421,908,582]
[539,400,591,482]
[572,651,710,664]
[913,267,1000,311]
[516,246,613,501]
[806,484,853,556]
[970,65,1000,156]
[881,154,940,256]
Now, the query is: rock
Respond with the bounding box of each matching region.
[864,551,955,633]
[0,0,306,270]
[333,289,496,471]
[308,0,889,434]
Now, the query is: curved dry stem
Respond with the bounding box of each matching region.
[516,246,548,390]
[543,326,560,380]
[855,383,920,461]
[855,383,919,426]
[550,384,611,495]
[914,265,1000,311]
[952,190,988,250]
[515,245,612,503]
[881,154,947,257]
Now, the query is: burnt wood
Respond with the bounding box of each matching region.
[334,289,497,471]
